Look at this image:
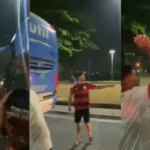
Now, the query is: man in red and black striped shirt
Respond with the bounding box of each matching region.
[68,72,114,145]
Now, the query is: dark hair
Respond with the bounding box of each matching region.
[121,65,133,81]
[74,72,84,79]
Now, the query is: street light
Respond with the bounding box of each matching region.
[136,62,140,68]
[109,49,115,81]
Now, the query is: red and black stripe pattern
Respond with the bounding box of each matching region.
[71,82,96,110]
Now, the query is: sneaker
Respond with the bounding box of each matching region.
[74,140,82,146]
[89,137,93,143]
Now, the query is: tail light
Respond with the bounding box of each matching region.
[56,74,59,87]
[50,25,55,31]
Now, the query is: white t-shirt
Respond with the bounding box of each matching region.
[30,90,52,150]
[121,85,150,150]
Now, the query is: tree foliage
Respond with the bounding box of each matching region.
[122,1,150,47]
[122,0,150,69]
[31,1,98,61]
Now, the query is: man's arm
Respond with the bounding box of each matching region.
[148,84,150,98]
[0,104,7,138]
[87,82,114,90]
[95,84,114,89]
[68,86,74,111]
[0,104,6,135]
[0,92,11,135]
[68,93,73,110]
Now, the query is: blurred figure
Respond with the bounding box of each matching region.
[0,92,10,149]
[30,90,53,150]
[120,34,150,150]
[71,74,77,84]
[68,72,114,145]
[0,90,29,150]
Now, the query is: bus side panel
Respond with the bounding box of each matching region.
[30,13,58,109]
[0,0,29,100]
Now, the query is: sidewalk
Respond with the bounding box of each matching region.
[49,105,121,120]
[56,100,121,109]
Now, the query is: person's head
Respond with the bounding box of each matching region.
[75,72,86,82]
[121,65,140,91]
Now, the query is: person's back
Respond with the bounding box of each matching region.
[30,90,52,150]
[120,34,150,150]
[121,85,150,150]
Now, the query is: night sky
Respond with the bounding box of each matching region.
[0,0,27,47]
[72,0,121,73]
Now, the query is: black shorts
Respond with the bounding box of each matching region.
[74,109,90,123]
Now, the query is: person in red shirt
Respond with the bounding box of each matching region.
[68,72,114,145]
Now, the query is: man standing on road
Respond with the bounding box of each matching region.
[120,35,150,150]
[68,72,114,145]
[71,73,77,84]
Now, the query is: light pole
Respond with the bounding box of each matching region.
[109,49,115,81]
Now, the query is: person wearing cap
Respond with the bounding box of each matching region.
[120,35,150,150]
[0,90,29,150]
[68,72,114,145]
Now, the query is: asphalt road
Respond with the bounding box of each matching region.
[45,113,121,150]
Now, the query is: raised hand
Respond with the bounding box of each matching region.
[134,34,150,54]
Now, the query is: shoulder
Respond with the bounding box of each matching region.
[129,86,148,100]
[132,86,147,94]
[84,81,92,85]
[85,81,91,83]
[121,89,132,99]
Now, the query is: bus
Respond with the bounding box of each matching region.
[30,12,59,112]
[0,0,29,101]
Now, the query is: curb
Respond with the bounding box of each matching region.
[56,101,121,109]
[48,111,121,120]
[60,81,121,84]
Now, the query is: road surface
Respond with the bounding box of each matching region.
[45,113,121,150]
